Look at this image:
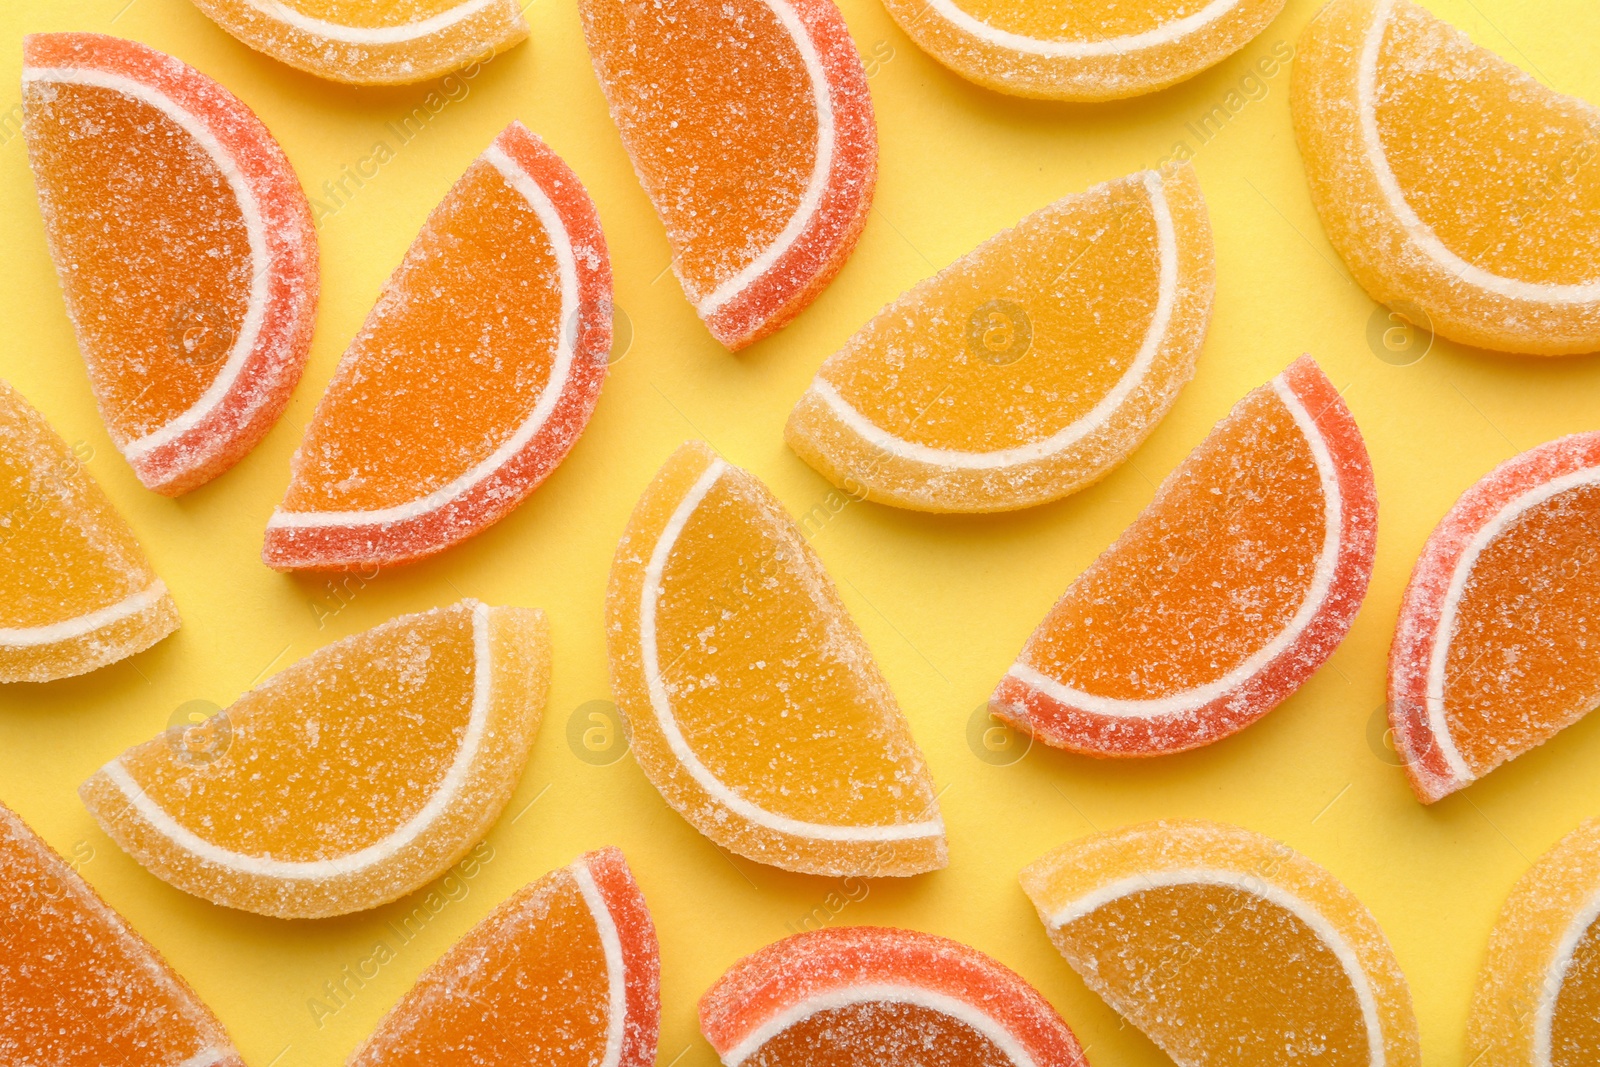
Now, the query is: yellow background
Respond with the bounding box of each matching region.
[2,0,1599,1063]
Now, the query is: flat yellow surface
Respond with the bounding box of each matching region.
[1,1,1597,1064]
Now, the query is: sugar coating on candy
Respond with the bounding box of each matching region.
[577,0,876,348]
[785,163,1213,513]
[80,599,549,918]
[1388,432,1600,803]
[1292,0,1600,355]
[350,846,660,1067]
[1022,819,1420,1067]
[605,442,946,877]
[1470,817,1600,1066]
[0,801,245,1067]
[265,121,610,571]
[992,357,1377,756]
[699,926,1089,1067]
[186,0,527,86]
[881,0,1285,101]
[0,378,179,683]
[22,33,317,495]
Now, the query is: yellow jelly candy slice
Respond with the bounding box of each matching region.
[605,442,946,877]
[80,600,548,918]
[1469,817,1600,1066]
[786,163,1213,513]
[883,0,1286,101]
[1293,0,1600,355]
[1023,819,1421,1066]
[0,378,178,683]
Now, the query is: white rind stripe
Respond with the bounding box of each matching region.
[0,579,168,647]
[173,1048,234,1067]
[572,858,628,1067]
[269,144,578,531]
[1048,868,1386,1067]
[721,984,1038,1067]
[102,602,495,880]
[640,457,944,843]
[22,66,270,462]
[239,0,512,45]
[1534,886,1600,1065]
[1423,464,1600,785]
[1007,373,1342,719]
[1356,0,1600,303]
[921,0,1244,58]
[695,0,835,318]
[810,169,1179,470]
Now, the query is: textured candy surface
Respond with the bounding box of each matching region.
[1388,432,1600,803]
[991,356,1376,756]
[1292,0,1600,355]
[882,0,1285,100]
[578,0,875,349]
[350,846,659,1067]
[80,599,548,918]
[0,800,245,1067]
[786,163,1213,513]
[22,32,318,495]
[700,926,1088,1067]
[605,442,945,876]
[0,378,179,683]
[1022,819,1420,1067]
[1470,817,1600,1067]
[185,0,527,85]
[265,122,610,570]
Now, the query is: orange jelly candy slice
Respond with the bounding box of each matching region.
[1023,819,1420,1067]
[0,379,178,683]
[992,356,1376,756]
[883,0,1285,101]
[265,122,610,570]
[786,163,1214,513]
[350,846,659,1067]
[23,33,319,495]
[1469,817,1600,1067]
[186,0,527,86]
[605,442,946,876]
[700,926,1089,1067]
[0,800,244,1067]
[80,599,548,918]
[1388,433,1600,803]
[1293,0,1600,355]
[578,0,875,349]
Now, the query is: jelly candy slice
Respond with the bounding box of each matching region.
[0,800,244,1067]
[991,356,1376,756]
[605,442,946,876]
[1023,819,1420,1067]
[1469,817,1600,1067]
[22,33,318,495]
[883,0,1285,101]
[0,378,179,683]
[700,925,1089,1067]
[1293,0,1600,355]
[265,122,610,571]
[80,599,548,918]
[786,163,1213,513]
[350,847,659,1067]
[577,0,875,350]
[185,0,526,86]
[1388,432,1600,803]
